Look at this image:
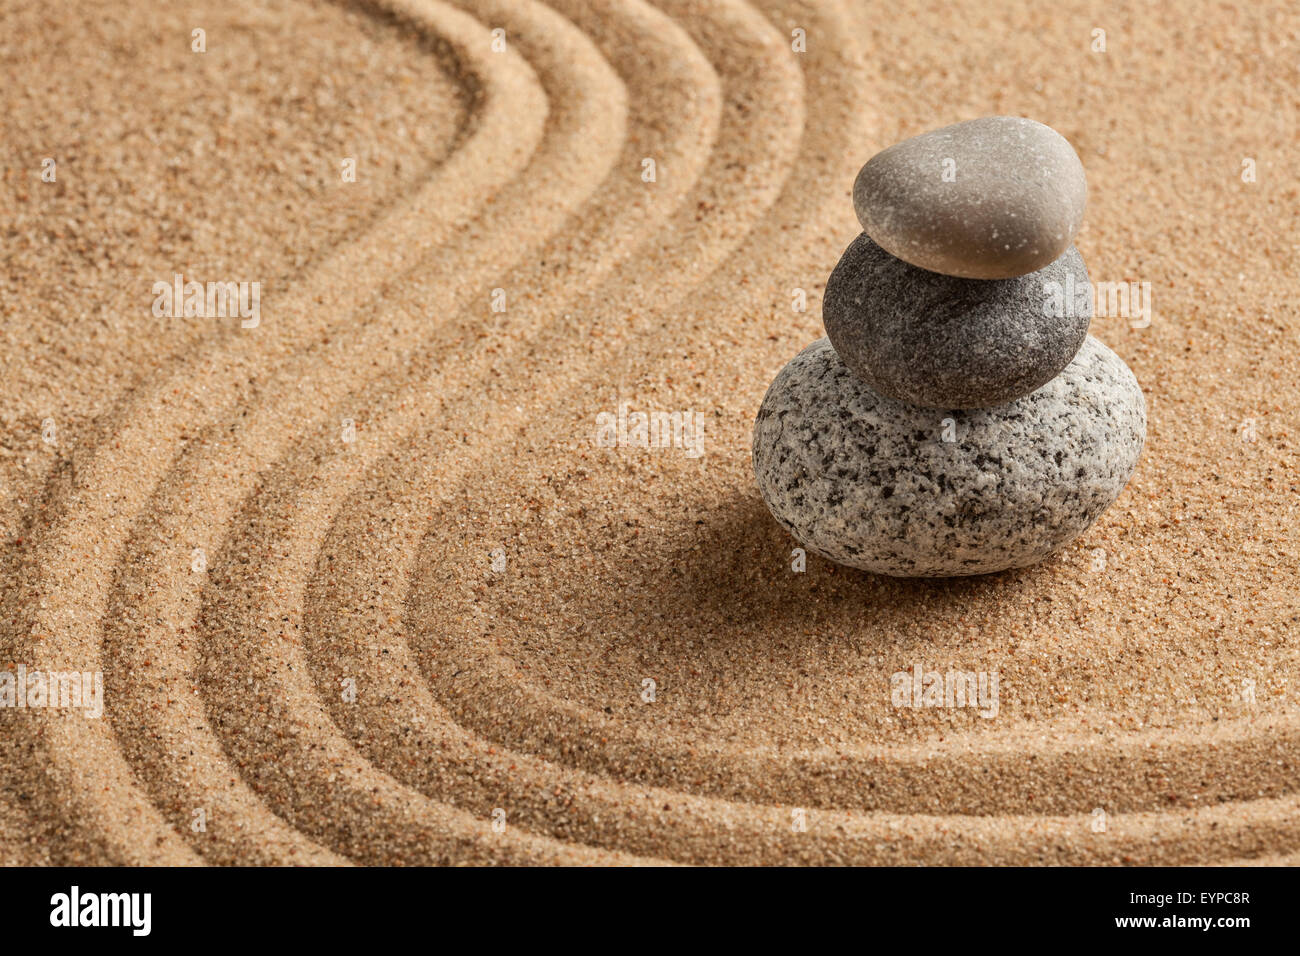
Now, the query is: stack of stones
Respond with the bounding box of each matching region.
[753,117,1146,577]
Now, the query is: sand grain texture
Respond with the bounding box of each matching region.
[1,0,1297,865]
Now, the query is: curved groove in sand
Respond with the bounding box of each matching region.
[186,0,751,861]
[216,0,790,863]
[97,0,646,864]
[22,0,552,864]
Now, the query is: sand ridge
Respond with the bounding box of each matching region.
[1,0,1297,865]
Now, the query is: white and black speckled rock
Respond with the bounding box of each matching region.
[853,116,1087,279]
[823,233,1091,409]
[752,336,1145,577]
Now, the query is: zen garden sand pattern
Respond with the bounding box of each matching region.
[1,0,1297,866]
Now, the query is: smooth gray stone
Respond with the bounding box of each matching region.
[853,116,1087,279]
[823,233,1091,409]
[752,336,1145,577]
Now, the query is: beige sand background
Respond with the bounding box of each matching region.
[1,0,1296,865]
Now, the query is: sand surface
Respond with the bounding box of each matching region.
[1,0,1297,865]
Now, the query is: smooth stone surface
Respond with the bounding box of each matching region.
[823,233,1091,409]
[853,116,1087,279]
[752,335,1145,577]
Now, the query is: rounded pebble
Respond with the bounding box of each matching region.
[852,116,1087,279]
[752,336,1145,577]
[823,233,1092,409]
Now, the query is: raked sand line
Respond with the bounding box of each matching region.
[185,0,786,862]
[405,467,1298,859]
[283,0,849,862]
[20,0,553,864]
[199,0,798,863]
[100,0,712,868]
[417,506,1298,815]
[93,0,643,864]
[386,467,1299,856]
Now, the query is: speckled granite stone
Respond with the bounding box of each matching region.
[853,116,1087,279]
[752,336,1145,577]
[823,233,1091,409]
